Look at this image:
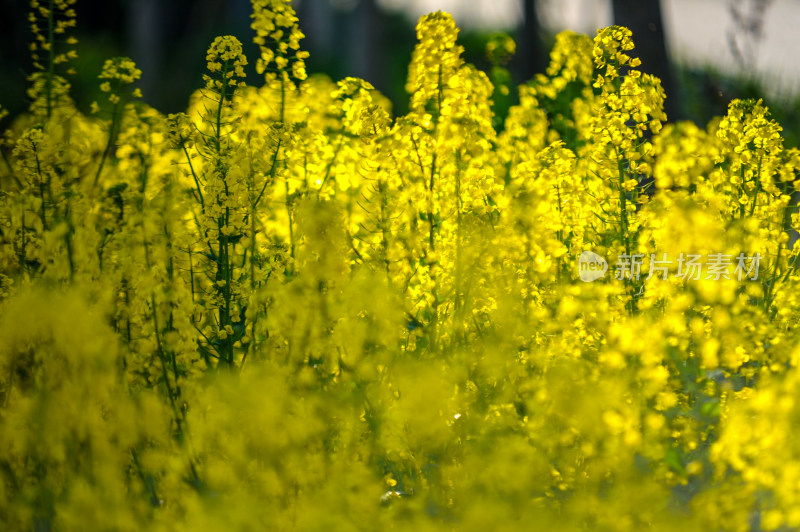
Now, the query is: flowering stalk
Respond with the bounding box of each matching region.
[29,0,77,121]
[93,57,142,188]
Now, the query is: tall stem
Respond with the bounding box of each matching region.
[45,0,55,120]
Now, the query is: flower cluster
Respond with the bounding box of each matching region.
[98,56,143,103]
[203,35,247,95]
[251,0,309,85]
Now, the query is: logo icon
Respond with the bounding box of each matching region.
[579,251,607,282]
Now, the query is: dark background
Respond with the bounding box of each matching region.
[1,0,796,142]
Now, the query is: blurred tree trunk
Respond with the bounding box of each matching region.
[297,0,334,65]
[516,0,546,83]
[299,0,384,96]
[346,0,383,88]
[128,0,161,101]
[612,0,679,121]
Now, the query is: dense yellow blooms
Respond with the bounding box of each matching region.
[2,1,800,530]
[251,0,309,86]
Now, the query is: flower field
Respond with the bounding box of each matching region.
[2,0,800,530]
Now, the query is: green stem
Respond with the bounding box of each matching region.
[45,0,55,120]
[1,148,22,189]
[94,101,121,188]
[20,211,27,276]
[426,65,445,353]
[213,64,234,367]
[316,135,343,199]
[285,180,296,262]
[142,226,184,436]
[748,157,762,218]
[188,245,195,303]
[253,139,281,209]
[32,146,48,232]
[183,144,204,212]
[378,178,392,287]
[617,151,636,314]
